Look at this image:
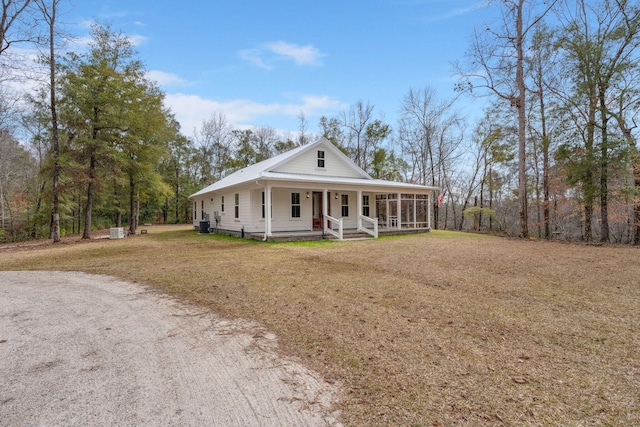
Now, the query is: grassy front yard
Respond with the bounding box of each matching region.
[2,226,639,426]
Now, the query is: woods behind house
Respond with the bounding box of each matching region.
[1,0,639,244]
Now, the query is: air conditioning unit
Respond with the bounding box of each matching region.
[109,227,126,239]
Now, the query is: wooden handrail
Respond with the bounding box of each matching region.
[324,214,343,240]
[359,215,378,238]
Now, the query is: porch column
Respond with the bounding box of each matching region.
[322,189,328,232]
[265,184,272,237]
[413,194,417,228]
[427,192,432,229]
[397,192,402,230]
[357,189,362,230]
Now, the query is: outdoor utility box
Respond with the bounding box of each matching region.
[109,227,126,239]
[199,221,210,234]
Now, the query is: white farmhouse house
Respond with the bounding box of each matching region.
[189,138,439,240]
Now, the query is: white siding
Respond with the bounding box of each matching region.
[330,190,357,229]
[210,190,249,232]
[273,146,363,178]
[195,188,362,233]
[270,188,313,231]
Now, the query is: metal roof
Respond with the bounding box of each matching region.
[189,138,438,199]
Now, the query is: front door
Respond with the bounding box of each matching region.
[312,192,322,230]
[312,192,331,230]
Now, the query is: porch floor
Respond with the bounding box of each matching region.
[246,227,431,242]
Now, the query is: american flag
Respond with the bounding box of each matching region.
[437,190,446,207]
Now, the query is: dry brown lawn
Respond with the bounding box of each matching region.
[2,225,639,426]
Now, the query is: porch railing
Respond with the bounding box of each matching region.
[324,214,343,240]
[359,215,378,238]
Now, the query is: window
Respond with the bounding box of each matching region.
[221,196,225,212]
[194,202,197,220]
[261,192,265,219]
[362,195,370,217]
[341,194,349,217]
[201,200,205,221]
[317,150,325,168]
[234,193,239,219]
[291,192,301,218]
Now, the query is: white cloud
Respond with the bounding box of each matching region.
[238,48,271,70]
[68,34,92,49]
[239,41,325,69]
[426,0,490,22]
[79,19,95,29]
[128,34,148,46]
[165,93,345,136]
[264,41,325,66]
[281,95,346,116]
[147,70,189,86]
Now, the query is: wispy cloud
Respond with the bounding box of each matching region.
[239,41,325,69]
[164,93,344,136]
[264,41,324,66]
[282,95,345,116]
[127,34,148,46]
[425,0,490,22]
[238,48,272,70]
[147,70,189,86]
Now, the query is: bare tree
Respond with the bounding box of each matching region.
[611,77,640,243]
[0,0,35,130]
[0,0,34,58]
[297,111,309,146]
[34,0,62,242]
[527,23,559,239]
[0,129,36,240]
[397,87,465,227]
[195,112,234,183]
[456,0,559,237]
[398,87,458,186]
[340,100,374,169]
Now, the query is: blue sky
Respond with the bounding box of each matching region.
[64,0,495,138]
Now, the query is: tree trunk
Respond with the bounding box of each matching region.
[174,165,180,223]
[634,159,640,245]
[50,17,61,243]
[163,197,168,224]
[516,0,529,238]
[489,166,494,231]
[31,181,44,239]
[538,74,550,239]
[583,85,598,242]
[129,177,136,235]
[82,149,95,239]
[543,137,550,239]
[599,88,610,242]
[434,200,439,230]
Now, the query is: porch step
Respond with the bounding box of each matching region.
[327,231,374,240]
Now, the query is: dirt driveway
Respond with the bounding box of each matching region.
[0,271,341,426]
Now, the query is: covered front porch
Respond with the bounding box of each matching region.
[258,183,435,241]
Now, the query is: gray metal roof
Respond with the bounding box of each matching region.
[189,138,438,199]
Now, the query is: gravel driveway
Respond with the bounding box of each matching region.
[0,271,341,426]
